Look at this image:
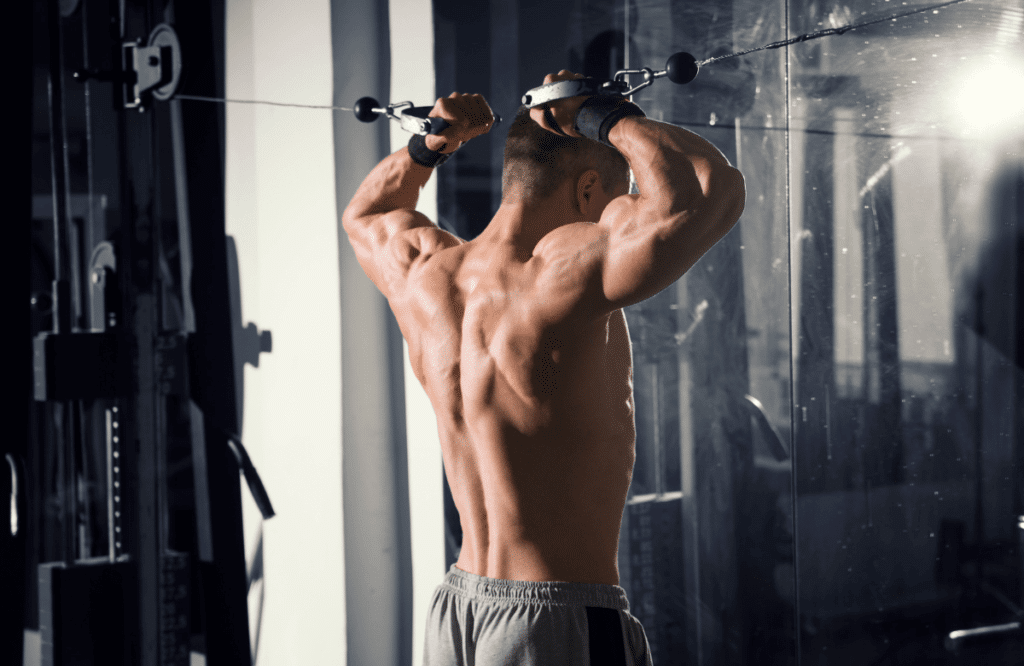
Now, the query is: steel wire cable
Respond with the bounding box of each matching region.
[175,0,974,112]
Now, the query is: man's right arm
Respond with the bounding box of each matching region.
[596,113,745,311]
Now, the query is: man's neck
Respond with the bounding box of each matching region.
[480,197,578,253]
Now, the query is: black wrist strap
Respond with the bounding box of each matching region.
[408,133,452,168]
[574,96,646,147]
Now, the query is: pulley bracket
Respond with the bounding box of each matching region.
[76,23,183,110]
[123,23,182,109]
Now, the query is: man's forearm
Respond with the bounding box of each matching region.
[341,146,435,224]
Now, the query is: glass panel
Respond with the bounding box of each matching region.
[626,0,796,664]
[436,1,1022,663]
[790,0,1024,663]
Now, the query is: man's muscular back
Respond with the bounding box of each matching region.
[342,72,745,589]
[391,222,636,586]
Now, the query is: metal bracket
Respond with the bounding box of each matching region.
[122,23,181,110]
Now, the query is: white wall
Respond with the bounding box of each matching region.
[225,0,346,663]
[226,0,446,663]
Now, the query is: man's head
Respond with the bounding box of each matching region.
[500,105,631,213]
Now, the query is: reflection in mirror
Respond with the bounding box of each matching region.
[612,0,1023,664]
[789,0,1023,663]
[431,0,1021,663]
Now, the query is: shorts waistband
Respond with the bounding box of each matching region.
[440,564,630,610]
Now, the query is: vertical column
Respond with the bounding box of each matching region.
[332,0,414,664]
[172,0,252,663]
[795,99,835,492]
[117,3,161,663]
[861,145,904,486]
[0,0,34,661]
[387,1,446,663]
[833,107,864,399]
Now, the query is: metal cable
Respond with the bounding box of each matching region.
[175,0,973,111]
[698,0,973,66]
[175,94,353,112]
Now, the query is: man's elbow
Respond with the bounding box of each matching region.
[341,206,366,232]
[706,166,745,233]
[725,167,746,225]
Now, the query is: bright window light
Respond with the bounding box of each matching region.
[948,55,1024,139]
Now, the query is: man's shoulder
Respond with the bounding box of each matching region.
[529,223,614,324]
[402,224,465,258]
[533,222,607,263]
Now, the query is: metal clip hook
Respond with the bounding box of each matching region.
[611,66,668,97]
[383,101,451,136]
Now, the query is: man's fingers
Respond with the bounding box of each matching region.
[431,93,496,138]
[544,70,584,84]
[529,107,554,133]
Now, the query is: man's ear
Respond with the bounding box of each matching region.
[576,170,601,213]
[577,170,597,197]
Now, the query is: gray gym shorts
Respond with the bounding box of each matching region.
[422,564,654,665]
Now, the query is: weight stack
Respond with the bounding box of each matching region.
[627,496,685,664]
[159,551,191,666]
[38,552,190,666]
[38,558,136,666]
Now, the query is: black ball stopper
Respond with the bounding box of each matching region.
[353,97,380,122]
[665,52,699,84]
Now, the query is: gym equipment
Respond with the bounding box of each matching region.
[351,96,501,136]
[168,0,971,135]
[73,23,182,110]
[522,51,698,109]
[521,0,970,109]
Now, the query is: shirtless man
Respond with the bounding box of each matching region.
[341,70,744,665]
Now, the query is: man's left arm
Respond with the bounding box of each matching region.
[341,92,495,297]
[340,142,446,225]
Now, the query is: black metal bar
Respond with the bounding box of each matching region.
[172,0,252,661]
[46,0,74,335]
[0,0,35,660]
[974,289,986,588]
[46,0,81,575]
[116,0,162,660]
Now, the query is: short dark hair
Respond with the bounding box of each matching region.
[501,105,630,205]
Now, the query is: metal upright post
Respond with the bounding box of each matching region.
[45,0,80,574]
[0,0,35,660]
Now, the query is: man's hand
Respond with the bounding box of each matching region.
[529,70,592,138]
[424,92,496,153]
